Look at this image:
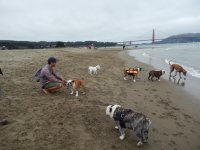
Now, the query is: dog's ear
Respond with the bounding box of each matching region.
[109,105,114,113]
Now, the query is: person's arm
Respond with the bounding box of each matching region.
[52,70,66,86]
[51,69,63,80]
[44,69,62,83]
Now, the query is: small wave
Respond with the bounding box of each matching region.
[142,52,150,58]
[165,59,200,78]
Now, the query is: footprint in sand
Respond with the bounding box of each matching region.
[175,121,186,127]
[193,120,200,125]
[154,95,159,98]
[159,111,177,120]
[172,107,180,111]
[163,132,169,136]
[182,113,192,119]
[159,115,168,119]
[151,88,157,92]
[152,112,156,116]
[169,140,177,147]
[152,128,159,133]
[172,132,184,137]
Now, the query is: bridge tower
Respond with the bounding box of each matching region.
[152,29,155,44]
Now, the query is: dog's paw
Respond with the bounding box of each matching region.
[119,134,125,140]
[123,77,127,80]
[115,126,119,129]
[137,141,143,147]
[133,79,136,82]
[158,79,160,82]
[70,93,73,95]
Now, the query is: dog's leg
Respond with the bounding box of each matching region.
[70,89,74,95]
[148,74,151,80]
[90,70,93,75]
[151,76,154,81]
[158,76,160,82]
[115,126,119,129]
[115,121,125,140]
[169,66,174,80]
[75,91,78,97]
[137,141,143,147]
[177,72,182,84]
[124,75,127,80]
[135,131,144,147]
[133,75,136,82]
[173,71,177,79]
[169,66,174,77]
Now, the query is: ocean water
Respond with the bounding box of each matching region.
[128,43,200,99]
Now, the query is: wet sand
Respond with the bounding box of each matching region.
[0,48,200,150]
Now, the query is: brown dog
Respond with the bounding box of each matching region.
[124,67,142,82]
[67,79,85,97]
[169,61,187,83]
[148,70,165,81]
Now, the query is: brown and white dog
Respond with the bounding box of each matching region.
[67,79,85,97]
[124,67,142,82]
[169,61,187,83]
[148,70,165,81]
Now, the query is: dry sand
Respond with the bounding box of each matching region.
[0,48,200,150]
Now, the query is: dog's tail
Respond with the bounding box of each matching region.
[169,60,172,66]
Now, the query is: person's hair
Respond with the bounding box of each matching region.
[48,57,57,64]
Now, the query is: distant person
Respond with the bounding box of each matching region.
[123,44,126,50]
[39,57,66,94]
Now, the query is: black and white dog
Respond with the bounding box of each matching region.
[106,104,151,147]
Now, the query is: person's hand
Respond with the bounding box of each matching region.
[62,80,67,86]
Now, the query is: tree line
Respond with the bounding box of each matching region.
[0,40,117,50]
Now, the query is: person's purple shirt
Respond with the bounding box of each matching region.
[40,64,62,87]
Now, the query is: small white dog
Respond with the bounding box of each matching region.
[88,65,100,75]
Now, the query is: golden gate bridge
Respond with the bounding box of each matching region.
[117,29,170,45]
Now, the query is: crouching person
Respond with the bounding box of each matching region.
[40,57,66,94]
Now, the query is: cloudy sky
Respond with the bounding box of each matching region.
[0,0,200,42]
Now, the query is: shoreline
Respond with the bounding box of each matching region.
[127,47,200,100]
[119,49,200,107]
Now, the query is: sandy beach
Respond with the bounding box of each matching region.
[0,48,200,150]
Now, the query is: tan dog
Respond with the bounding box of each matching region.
[124,67,142,82]
[67,79,85,97]
[169,61,187,83]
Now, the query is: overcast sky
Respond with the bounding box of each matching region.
[0,0,200,42]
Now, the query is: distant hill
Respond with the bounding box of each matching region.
[157,33,200,44]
